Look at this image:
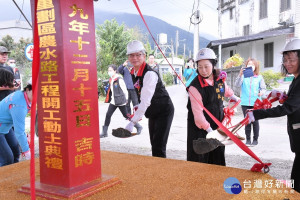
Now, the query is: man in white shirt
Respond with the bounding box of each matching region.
[125,40,174,158]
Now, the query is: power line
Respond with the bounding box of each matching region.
[12,0,32,28]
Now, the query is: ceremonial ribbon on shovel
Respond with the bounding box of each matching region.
[132,0,272,173]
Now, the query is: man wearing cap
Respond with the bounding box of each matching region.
[125,40,174,158]
[0,46,15,101]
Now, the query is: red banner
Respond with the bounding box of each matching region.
[36,0,101,187]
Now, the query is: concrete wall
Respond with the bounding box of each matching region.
[219,0,295,38]
[220,34,291,73]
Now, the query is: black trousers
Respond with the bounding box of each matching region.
[104,104,129,126]
[148,101,174,158]
[187,119,226,166]
[292,152,300,193]
[242,105,260,141]
[126,89,139,115]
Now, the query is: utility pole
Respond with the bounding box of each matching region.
[175,30,179,57]
[183,43,186,60]
[190,10,202,60]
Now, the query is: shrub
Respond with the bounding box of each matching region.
[223,54,244,69]
[261,70,283,90]
[163,72,174,86]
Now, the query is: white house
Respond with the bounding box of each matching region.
[207,0,300,72]
[156,57,184,76]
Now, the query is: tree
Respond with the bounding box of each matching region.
[96,19,151,74]
[96,19,132,73]
[0,35,33,84]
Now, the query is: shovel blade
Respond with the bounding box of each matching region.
[112,128,137,138]
[193,138,224,154]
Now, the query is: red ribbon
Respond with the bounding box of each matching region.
[132,0,270,172]
[29,0,40,199]
[222,99,241,127]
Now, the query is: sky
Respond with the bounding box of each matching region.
[0,0,219,38]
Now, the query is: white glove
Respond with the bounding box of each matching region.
[23,150,31,160]
[246,110,255,124]
[206,127,213,133]
[125,122,134,132]
[271,89,282,98]
[133,105,139,112]
[230,94,240,102]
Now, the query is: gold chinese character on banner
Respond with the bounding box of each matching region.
[43,121,61,133]
[75,152,94,167]
[69,20,89,35]
[37,9,55,23]
[76,114,91,127]
[42,97,60,109]
[43,110,61,121]
[40,48,57,60]
[44,133,62,145]
[38,22,56,36]
[45,145,62,157]
[69,4,88,19]
[45,157,63,170]
[70,36,90,50]
[41,60,58,72]
[41,74,59,84]
[72,69,89,81]
[40,35,57,48]
[75,137,93,152]
[73,99,91,112]
[37,0,54,11]
[41,85,60,97]
[73,83,91,97]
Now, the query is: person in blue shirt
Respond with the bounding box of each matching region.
[0,70,32,167]
[235,58,266,146]
[183,58,197,87]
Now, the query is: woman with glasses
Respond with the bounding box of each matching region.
[247,39,300,193]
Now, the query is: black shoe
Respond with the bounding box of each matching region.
[252,140,258,146]
[245,140,251,146]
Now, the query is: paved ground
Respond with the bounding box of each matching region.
[98,83,295,181]
[27,82,294,182]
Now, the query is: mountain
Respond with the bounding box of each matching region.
[94,10,211,57]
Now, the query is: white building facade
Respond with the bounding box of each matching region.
[208,0,300,72]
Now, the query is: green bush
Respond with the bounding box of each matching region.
[163,72,174,86]
[261,70,283,90]
[97,71,110,97]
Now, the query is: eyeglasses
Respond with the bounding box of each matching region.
[283,59,298,64]
[129,53,143,59]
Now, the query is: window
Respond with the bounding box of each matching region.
[280,0,291,12]
[259,0,268,19]
[243,25,250,36]
[264,43,273,68]
[230,8,233,20]
[230,50,234,57]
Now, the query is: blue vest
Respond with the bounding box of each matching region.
[240,75,263,106]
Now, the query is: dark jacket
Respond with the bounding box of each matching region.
[0,64,14,101]
[118,64,134,90]
[187,75,225,130]
[104,77,126,106]
[253,76,300,152]
[131,63,171,118]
